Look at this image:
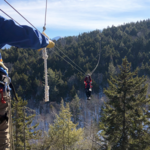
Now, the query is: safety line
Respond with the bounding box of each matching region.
[52,49,85,75]
[4,0,86,75]
[90,41,101,75]
[4,0,41,34]
[55,46,86,74]
[0,9,21,25]
[43,0,48,32]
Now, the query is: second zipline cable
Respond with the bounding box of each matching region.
[55,46,86,74]
[52,49,85,75]
[4,0,86,75]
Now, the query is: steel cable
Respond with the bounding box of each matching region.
[0,9,21,25]
[4,0,42,34]
[90,41,101,76]
[52,49,85,75]
[55,46,86,74]
[4,0,86,75]
[43,0,48,32]
[42,0,86,75]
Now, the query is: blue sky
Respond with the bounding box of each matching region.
[1,0,150,39]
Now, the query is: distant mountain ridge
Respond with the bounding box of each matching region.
[2,44,11,49]
[52,36,62,41]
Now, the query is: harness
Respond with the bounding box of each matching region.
[0,67,18,104]
[85,82,92,89]
[0,69,10,103]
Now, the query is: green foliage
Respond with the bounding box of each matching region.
[2,19,150,103]
[48,68,66,101]
[99,57,150,150]
[70,85,76,98]
[70,94,81,124]
[12,95,40,150]
[108,62,116,76]
[41,99,84,149]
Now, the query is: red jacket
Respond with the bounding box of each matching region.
[84,76,92,88]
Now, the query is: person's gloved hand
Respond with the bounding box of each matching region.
[47,40,55,49]
[0,62,8,74]
[38,32,55,51]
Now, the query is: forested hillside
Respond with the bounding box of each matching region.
[1,19,150,104]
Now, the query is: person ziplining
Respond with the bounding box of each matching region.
[83,42,101,100]
[53,42,101,100]
[84,74,93,100]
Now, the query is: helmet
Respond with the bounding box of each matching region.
[87,73,90,77]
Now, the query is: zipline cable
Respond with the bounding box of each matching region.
[0,9,21,25]
[43,0,48,32]
[55,46,86,74]
[52,49,85,75]
[4,0,42,34]
[4,0,87,75]
[1,3,90,76]
[90,40,101,76]
[42,0,85,74]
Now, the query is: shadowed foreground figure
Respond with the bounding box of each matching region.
[0,15,55,49]
[0,113,8,124]
[0,15,55,149]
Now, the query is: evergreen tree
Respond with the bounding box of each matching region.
[108,62,116,76]
[12,95,40,150]
[70,94,81,124]
[99,57,150,150]
[43,99,83,150]
[70,85,76,98]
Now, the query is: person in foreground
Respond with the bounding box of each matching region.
[0,15,55,123]
[0,15,55,50]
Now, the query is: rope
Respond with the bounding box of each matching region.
[52,48,85,75]
[4,0,86,75]
[4,0,94,76]
[0,9,21,25]
[55,46,86,74]
[43,0,48,32]
[4,0,42,34]
[42,0,86,76]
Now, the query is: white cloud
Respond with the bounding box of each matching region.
[0,0,149,31]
